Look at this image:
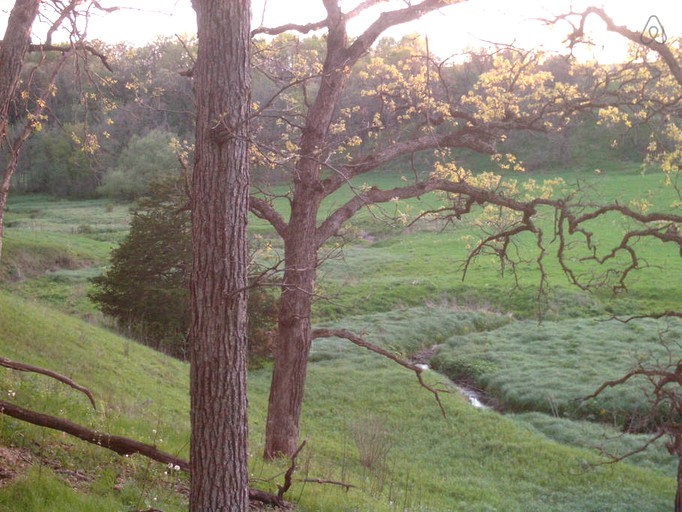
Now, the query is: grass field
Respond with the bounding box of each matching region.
[0,161,681,510]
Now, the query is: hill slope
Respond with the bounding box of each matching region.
[0,291,675,511]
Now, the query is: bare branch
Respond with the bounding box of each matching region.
[346,0,457,62]
[27,42,112,72]
[555,7,682,86]
[0,356,96,409]
[583,368,650,403]
[251,0,392,37]
[312,328,450,417]
[252,18,327,37]
[595,431,667,466]
[277,439,307,500]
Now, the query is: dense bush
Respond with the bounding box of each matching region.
[90,176,278,364]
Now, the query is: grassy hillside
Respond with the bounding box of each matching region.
[0,292,676,511]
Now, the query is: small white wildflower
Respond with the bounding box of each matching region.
[7,390,15,398]
[174,465,180,471]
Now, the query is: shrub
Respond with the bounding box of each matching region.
[351,415,393,470]
[90,176,278,365]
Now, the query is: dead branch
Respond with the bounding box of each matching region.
[302,477,356,491]
[0,399,188,470]
[251,0,394,37]
[0,400,287,507]
[27,42,112,72]
[0,356,96,409]
[312,328,450,417]
[277,439,307,501]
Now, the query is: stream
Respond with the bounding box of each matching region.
[415,362,489,409]
[412,344,491,410]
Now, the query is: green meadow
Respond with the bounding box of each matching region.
[0,162,680,510]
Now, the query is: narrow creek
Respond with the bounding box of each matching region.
[412,344,491,410]
[416,362,489,409]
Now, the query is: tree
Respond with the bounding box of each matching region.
[0,2,257,508]
[249,1,682,460]
[550,8,682,512]
[89,175,277,363]
[0,0,42,260]
[0,0,113,258]
[189,0,252,509]
[97,129,183,199]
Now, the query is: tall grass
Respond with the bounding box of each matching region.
[431,316,682,425]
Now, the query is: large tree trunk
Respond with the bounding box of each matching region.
[0,0,42,262]
[190,0,251,509]
[264,205,318,458]
[263,5,347,460]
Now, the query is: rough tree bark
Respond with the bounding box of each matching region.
[0,0,41,261]
[190,0,252,509]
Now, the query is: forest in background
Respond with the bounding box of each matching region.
[3,35,648,200]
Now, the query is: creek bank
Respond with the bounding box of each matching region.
[412,345,495,410]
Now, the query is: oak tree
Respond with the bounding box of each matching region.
[554,8,682,511]
[250,0,682,460]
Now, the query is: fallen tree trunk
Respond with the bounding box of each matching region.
[0,399,286,507]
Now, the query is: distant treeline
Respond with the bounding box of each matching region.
[3,35,647,199]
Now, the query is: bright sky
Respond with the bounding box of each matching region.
[4,0,682,62]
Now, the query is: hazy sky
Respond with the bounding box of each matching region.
[4,0,682,62]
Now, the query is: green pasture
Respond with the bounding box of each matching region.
[0,162,681,509]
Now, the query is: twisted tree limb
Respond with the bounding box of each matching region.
[312,328,450,417]
[0,356,96,409]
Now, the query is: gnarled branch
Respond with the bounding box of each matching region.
[312,327,450,417]
[0,356,96,409]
